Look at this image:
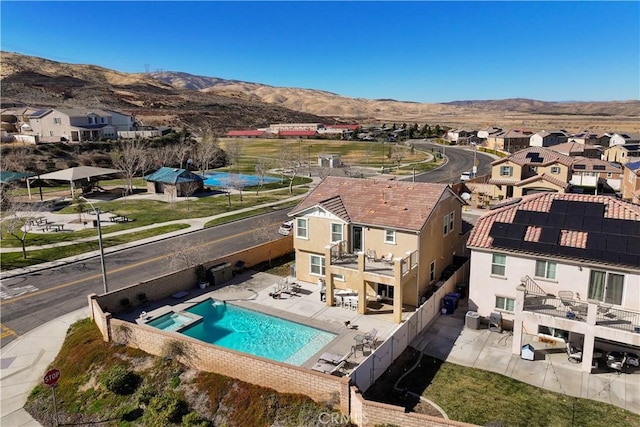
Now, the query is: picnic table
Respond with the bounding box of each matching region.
[110,215,130,223]
[26,217,48,226]
[43,223,65,232]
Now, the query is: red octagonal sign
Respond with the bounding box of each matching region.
[43,369,61,386]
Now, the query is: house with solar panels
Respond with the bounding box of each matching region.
[466,193,640,373]
[621,160,640,204]
[287,176,469,323]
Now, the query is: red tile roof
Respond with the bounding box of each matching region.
[467,193,640,267]
[289,177,458,231]
[492,147,574,167]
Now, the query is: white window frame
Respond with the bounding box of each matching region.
[310,255,325,277]
[588,270,624,305]
[500,166,513,176]
[330,223,343,243]
[550,166,560,174]
[384,229,396,244]
[296,218,308,239]
[491,253,506,276]
[332,273,345,282]
[495,296,515,312]
[53,117,62,125]
[443,212,455,236]
[534,260,557,280]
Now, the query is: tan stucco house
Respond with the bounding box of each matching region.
[287,176,468,323]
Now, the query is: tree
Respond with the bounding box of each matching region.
[152,145,178,169]
[390,145,406,170]
[1,185,51,259]
[225,139,242,173]
[197,131,223,172]
[277,141,300,194]
[111,138,148,194]
[254,157,270,195]
[181,181,200,211]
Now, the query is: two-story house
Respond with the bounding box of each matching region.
[621,160,640,204]
[287,177,467,323]
[547,141,602,159]
[570,157,622,193]
[604,143,640,165]
[467,193,640,373]
[488,147,573,198]
[486,129,534,153]
[26,108,134,143]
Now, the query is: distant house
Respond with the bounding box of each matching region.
[23,108,135,143]
[547,141,602,159]
[487,129,534,153]
[603,143,640,165]
[488,147,573,198]
[269,123,324,133]
[607,132,640,147]
[144,167,204,199]
[621,160,640,204]
[567,130,600,145]
[277,130,318,138]
[570,157,622,193]
[529,130,568,148]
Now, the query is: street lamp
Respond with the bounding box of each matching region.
[80,196,108,294]
[308,145,313,177]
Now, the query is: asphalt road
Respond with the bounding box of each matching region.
[0,209,290,347]
[410,140,494,184]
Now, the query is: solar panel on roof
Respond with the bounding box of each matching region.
[606,235,627,252]
[601,219,622,234]
[620,218,640,237]
[527,211,548,225]
[586,233,607,250]
[546,214,565,227]
[593,165,606,171]
[506,223,527,239]
[583,202,605,217]
[513,210,532,224]
[574,164,586,170]
[582,217,603,232]
[563,215,583,229]
[539,227,560,244]
[489,222,509,238]
[550,200,570,214]
[619,253,640,268]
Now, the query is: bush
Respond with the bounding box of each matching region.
[143,391,189,424]
[99,364,140,395]
[182,411,212,427]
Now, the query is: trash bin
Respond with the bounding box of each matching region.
[442,297,456,315]
[456,283,468,297]
[92,219,98,227]
[446,292,461,309]
[521,344,535,361]
[465,311,481,329]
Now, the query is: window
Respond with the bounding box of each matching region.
[53,117,61,125]
[535,260,557,280]
[330,223,343,242]
[429,261,436,282]
[495,296,515,312]
[296,218,308,239]
[491,253,506,276]
[333,273,344,282]
[443,212,454,235]
[310,255,325,276]
[384,229,396,244]
[588,270,624,305]
[500,166,513,176]
[101,117,107,123]
[551,166,560,174]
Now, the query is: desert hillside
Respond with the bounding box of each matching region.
[2,51,639,134]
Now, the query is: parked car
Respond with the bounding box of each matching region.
[460,171,474,181]
[278,221,294,236]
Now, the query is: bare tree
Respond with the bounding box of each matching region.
[176,127,193,169]
[254,157,271,195]
[390,144,406,170]
[1,148,35,172]
[167,238,202,272]
[252,215,280,267]
[277,141,300,194]
[181,181,200,211]
[111,138,149,194]
[197,131,223,172]
[152,145,178,169]
[225,139,242,172]
[1,185,50,259]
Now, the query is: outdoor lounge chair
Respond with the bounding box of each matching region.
[366,250,377,262]
[311,360,346,375]
[319,350,353,365]
[363,328,378,346]
[381,252,394,265]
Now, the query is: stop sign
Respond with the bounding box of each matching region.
[43,369,61,386]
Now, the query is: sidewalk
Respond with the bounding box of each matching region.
[1,308,89,427]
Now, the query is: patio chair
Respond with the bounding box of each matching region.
[120,298,133,311]
[366,249,377,262]
[381,252,394,265]
[137,293,149,305]
[311,360,346,375]
[363,328,378,347]
[558,291,575,309]
[319,349,353,365]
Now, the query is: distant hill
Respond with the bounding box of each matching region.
[2,51,639,134]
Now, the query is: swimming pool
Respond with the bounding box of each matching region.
[181,299,336,365]
[147,312,197,332]
[203,172,279,188]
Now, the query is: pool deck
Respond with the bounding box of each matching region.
[121,270,405,374]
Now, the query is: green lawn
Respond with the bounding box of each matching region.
[365,349,639,427]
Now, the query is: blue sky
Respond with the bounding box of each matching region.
[2,1,639,103]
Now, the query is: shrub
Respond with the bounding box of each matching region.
[99,364,140,395]
[182,412,212,427]
[143,391,189,424]
[135,383,156,406]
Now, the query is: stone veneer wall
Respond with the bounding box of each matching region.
[107,317,350,413]
[350,387,475,427]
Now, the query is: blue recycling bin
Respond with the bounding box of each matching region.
[446,292,461,309]
[442,296,456,314]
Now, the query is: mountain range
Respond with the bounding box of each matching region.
[2,52,638,134]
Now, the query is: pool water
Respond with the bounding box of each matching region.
[147,312,196,332]
[203,172,279,188]
[182,299,336,365]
